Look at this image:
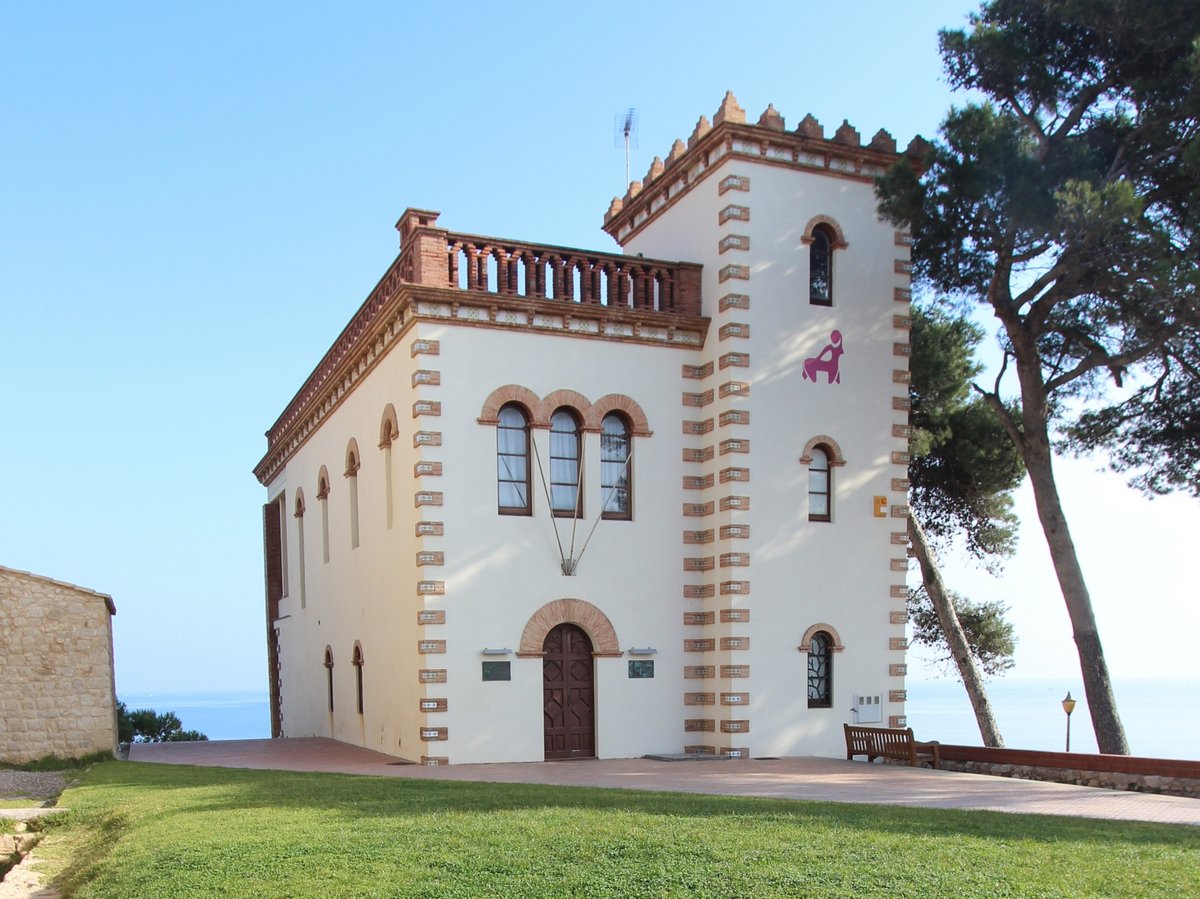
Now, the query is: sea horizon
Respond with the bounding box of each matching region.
[120,675,1200,761]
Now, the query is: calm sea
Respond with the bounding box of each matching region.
[121,678,1200,761]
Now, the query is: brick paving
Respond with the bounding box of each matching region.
[130,738,1200,826]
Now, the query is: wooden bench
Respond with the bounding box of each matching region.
[844,723,941,769]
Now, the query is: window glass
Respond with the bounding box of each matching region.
[497,405,530,513]
[810,228,833,305]
[550,409,581,516]
[809,448,831,521]
[808,632,832,708]
[601,414,632,518]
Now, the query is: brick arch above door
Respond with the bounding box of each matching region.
[517,598,622,658]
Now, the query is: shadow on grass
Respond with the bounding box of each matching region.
[71,762,1200,850]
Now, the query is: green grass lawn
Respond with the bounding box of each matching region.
[31,761,1200,897]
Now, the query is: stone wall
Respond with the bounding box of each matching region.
[937,759,1200,799]
[0,566,117,763]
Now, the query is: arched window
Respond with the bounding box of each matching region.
[345,440,361,549]
[600,413,632,520]
[497,404,531,515]
[549,408,582,518]
[808,446,832,522]
[294,490,307,610]
[808,631,833,708]
[351,642,364,716]
[809,225,834,305]
[317,468,331,564]
[323,646,334,713]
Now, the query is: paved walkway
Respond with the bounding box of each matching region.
[130,738,1200,826]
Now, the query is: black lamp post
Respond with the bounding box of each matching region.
[1062,691,1077,752]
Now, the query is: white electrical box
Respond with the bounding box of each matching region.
[852,693,883,724]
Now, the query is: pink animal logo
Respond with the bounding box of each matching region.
[802,330,844,384]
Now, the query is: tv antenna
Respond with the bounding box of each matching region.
[614,108,639,187]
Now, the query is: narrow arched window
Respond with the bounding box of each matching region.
[323,646,334,713]
[809,447,832,522]
[550,408,582,518]
[294,491,307,610]
[808,631,832,708]
[600,413,632,520]
[351,642,364,716]
[317,469,331,564]
[810,225,834,305]
[345,441,361,549]
[497,404,531,515]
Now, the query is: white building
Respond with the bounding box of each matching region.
[254,93,922,764]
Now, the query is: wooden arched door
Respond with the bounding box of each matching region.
[542,623,595,759]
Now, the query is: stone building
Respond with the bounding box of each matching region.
[255,92,923,764]
[0,565,117,763]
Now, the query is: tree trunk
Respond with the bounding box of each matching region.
[1007,337,1131,754]
[1019,419,1131,754]
[909,516,1005,748]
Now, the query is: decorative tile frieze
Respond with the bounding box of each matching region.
[894,231,913,246]
[889,689,908,702]
[412,370,442,387]
[685,718,716,732]
[894,259,913,274]
[684,611,715,626]
[719,608,750,623]
[890,531,908,545]
[684,692,716,705]
[718,204,750,224]
[682,362,713,379]
[891,451,910,465]
[719,467,750,483]
[720,581,750,595]
[893,314,912,330]
[683,419,714,435]
[718,293,750,312]
[719,234,750,254]
[417,551,445,566]
[891,504,910,518]
[719,495,750,511]
[415,491,443,507]
[892,424,913,438]
[719,438,749,455]
[721,693,750,706]
[719,524,750,539]
[889,637,909,651]
[894,342,912,356]
[718,265,750,283]
[683,584,716,599]
[683,557,715,572]
[418,698,448,713]
[719,351,750,369]
[893,369,911,383]
[889,585,908,598]
[685,639,716,652]
[719,381,750,398]
[419,727,448,741]
[417,581,446,596]
[684,666,716,679]
[415,520,444,536]
[411,339,440,357]
[683,390,714,407]
[719,322,750,340]
[719,409,750,427]
[421,755,449,766]
[894,286,912,303]
[684,744,717,755]
[892,396,912,411]
[889,611,909,625]
[412,400,442,417]
[417,610,446,625]
[720,636,749,650]
[419,669,447,683]
[683,474,714,490]
[683,502,715,517]
[682,446,714,463]
[721,746,750,759]
[413,430,442,447]
[718,174,750,194]
[417,640,446,654]
[889,664,908,677]
[683,530,714,545]
[720,665,749,678]
[721,719,750,733]
[414,461,443,477]
[891,478,910,492]
[889,715,908,728]
[719,553,750,567]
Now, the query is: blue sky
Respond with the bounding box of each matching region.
[2,1,1196,705]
